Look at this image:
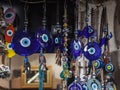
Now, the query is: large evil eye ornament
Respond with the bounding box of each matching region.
[83,42,102,61]
[35,28,50,49]
[12,30,40,56]
[94,58,104,69]
[105,63,114,73]
[68,82,83,90]
[70,40,82,58]
[5,25,15,43]
[4,8,16,24]
[82,26,95,38]
[86,78,101,90]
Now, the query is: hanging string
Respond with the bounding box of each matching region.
[56,0,60,23]
[85,0,89,26]
[24,2,29,32]
[8,0,13,8]
[42,0,47,29]
[39,48,44,90]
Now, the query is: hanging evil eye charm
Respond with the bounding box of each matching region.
[82,26,95,38]
[4,8,16,24]
[68,82,83,90]
[5,25,15,43]
[35,28,50,49]
[86,78,101,90]
[70,40,82,58]
[94,58,104,69]
[5,42,16,58]
[54,33,63,50]
[83,42,102,61]
[12,30,40,56]
[105,63,114,73]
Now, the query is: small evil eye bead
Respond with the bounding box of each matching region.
[42,34,48,43]
[105,63,114,72]
[74,43,79,50]
[88,28,93,33]
[88,47,96,55]
[7,43,12,49]
[5,12,14,19]
[94,61,100,69]
[20,37,31,48]
[55,37,59,44]
[6,29,13,36]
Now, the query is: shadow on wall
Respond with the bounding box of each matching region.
[111,50,120,89]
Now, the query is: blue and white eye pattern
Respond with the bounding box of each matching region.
[20,37,31,47]
[7,43,12,49]
[5,12,14,19]
[55,37,59,44]
[91,83,98,90]
[88,28,93,34]
[42,34,48,43]
[74,42,79,50]
[6,29,13,36]
[105,63,114,72]
[88,47,96,55]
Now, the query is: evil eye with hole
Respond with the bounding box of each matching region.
[42,34,48,42]
[6,29,13,36]
[20,37,31,48]
[74,42,79,50]
[55,37,59,44]
[5,12,14,19]
[105,63,114,72]
[7,43,12,49]
[88,47,96,55]
[91,83,98,90]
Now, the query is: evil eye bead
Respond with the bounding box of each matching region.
[55,37,59,44]
[74,43,79,50]
[5,12,14,19]
[7,43,12,49]
[105,63,114,72]
[20,37,31,47]
[42,34,48,42]
[6,29,13,36]
[94,61,100,68]
[88,47,95,55]
[91,83,98,90]
[88,28,93,33]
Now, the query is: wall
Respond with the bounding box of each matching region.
[10,53,62,89]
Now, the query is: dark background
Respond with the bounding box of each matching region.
[0,0,75,33]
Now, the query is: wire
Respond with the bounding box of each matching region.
[20,0,44,4]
